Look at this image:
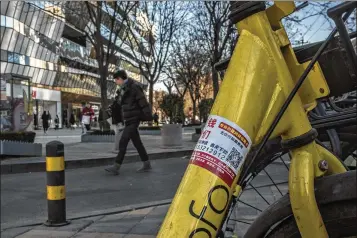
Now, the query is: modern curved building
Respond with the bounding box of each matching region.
[0,1,151,130]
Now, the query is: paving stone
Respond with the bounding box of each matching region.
[0,227,32,238]
[82,216,144,234]
[16,229,75,238]
[74,232,125,238]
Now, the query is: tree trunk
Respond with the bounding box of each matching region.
[100,73,110,131]
[212,66,220,99]
[192,101,197,124]
[148,82,154,126]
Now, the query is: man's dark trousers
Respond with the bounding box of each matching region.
[115,121,149,164]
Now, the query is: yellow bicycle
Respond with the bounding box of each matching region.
[158,1,356,237]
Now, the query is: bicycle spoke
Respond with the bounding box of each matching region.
[249,184,270,205]
[237,200,263,212]
[279,156,290,170]
[263,168,284,196]
[229,219,252,225]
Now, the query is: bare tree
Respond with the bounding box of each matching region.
[63,1,138,110]
[192,2,233,98]
[168,31,211,123]
[123,1,187,111]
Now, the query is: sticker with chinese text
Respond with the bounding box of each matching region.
[190,115,252,186]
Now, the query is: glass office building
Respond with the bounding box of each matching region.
[0,1,148,131]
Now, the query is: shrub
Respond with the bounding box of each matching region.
[159,94,185,124]
[199,98,214,123]
[139,126,161,130]
[88,130,115,135]
[0,131,36,143]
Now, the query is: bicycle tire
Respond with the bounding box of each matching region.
[266,200,357,237]
[243,171,356,238]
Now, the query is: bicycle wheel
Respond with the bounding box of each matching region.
[266,200,357,237]
[221,135,355,237]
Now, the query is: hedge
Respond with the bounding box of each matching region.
[0,131,36,143]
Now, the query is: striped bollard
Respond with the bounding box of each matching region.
[44,141,70,226]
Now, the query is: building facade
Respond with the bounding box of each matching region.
[0,1,150,131]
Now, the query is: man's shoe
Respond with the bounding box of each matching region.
[137,161,152,172]
[105,163,120,175]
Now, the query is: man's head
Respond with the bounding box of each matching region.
[113,70,128,86]
[86,102,90,108]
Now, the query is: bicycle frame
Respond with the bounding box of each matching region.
[158,2,347,237]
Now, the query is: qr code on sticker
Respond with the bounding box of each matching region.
[226,147,243,170]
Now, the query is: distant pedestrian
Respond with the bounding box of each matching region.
[69,113,75,130]
[41,111,49,134]
[153,112,159,126]
[105,70,153,175]
[54,115,59,130]
[82,102,94,132]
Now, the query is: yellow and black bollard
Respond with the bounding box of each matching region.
[44,141,70,226]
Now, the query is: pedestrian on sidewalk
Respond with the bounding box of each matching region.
[105,70,153,175]
[54,115,59,130]
[69,112,75,130]
[41,111,49,134]
[82,102,94,133]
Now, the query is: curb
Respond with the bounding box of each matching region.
[0,150,193,175]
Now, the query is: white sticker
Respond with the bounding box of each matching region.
[190,115,252,186]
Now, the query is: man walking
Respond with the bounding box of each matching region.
[105,70,153,175]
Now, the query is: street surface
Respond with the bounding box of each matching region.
[1,157,189,229]
[1,155,289,232]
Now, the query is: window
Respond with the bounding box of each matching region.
[0,49,6,61]
[7,30,17,51]
[23,65,30,76]
[20,3,28,23]
[26,39,34,56]
[0,15,5,27]
[5,16,13,28]
[36,45,43,59]
[40,69,47,85]
[30,10,39,30]
[20,37,29,54]
[35,11,44,32]
[28,66,35,77]
[14,33,24,53]
[25,5,34,27]
[12,63,19,74]
[0,26,4,42]
[17,65,25,75]
[5,62,12,73]
[13,2,23,20]
[1,2,9,15]
[6,2,16,18]
[0,62,7,73]
[35,68,43,84]
[31,42,38,58]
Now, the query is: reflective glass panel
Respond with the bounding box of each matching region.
[0,2,9,15]
[7,30,17,51]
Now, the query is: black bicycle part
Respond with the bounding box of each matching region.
[280,128,318,150]
[239,4,355,186]
[229,1,266,25]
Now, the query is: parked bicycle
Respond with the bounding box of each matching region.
[158,1,356,237]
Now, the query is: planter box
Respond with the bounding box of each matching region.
[191,124,206,142]
[0,140,42,156]
[138,126,161,135]
[81,134,115,143]
[161,124,183,147]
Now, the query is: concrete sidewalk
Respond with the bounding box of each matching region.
[1,130,196,174]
